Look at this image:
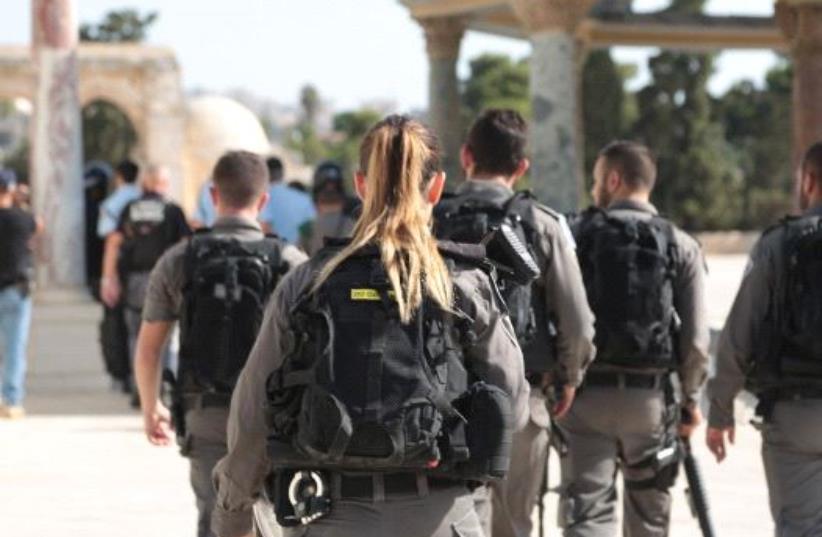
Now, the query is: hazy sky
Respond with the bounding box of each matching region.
[0,0,779,111]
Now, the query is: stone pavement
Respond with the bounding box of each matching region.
[0,255,774,537]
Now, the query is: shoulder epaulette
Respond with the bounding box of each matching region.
[437,241,487,265]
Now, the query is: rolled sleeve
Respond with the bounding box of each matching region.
[673,234,710,404]
[141,244,186,322]
[211,268,307,537]
[459,269,530,431]
[708,241,773,428]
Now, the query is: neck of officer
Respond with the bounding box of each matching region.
[0,191,13,208]
[466,173,516,190]
[607,187,651,208]
[215,204,259,222]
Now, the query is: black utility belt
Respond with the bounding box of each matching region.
[334,472,461,500]
[182,392,232,410]
[271,470,465,527]
[584,371,666,390]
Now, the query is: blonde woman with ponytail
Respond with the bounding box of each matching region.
[212,115,529,537]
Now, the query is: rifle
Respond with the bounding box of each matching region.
[681,436,717,537]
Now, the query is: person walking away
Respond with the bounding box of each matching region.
[191,179,217,229]
[707,142,822,537]
[301,161,360,256]
[258,157,315,245]
[562,141,709,537]
[433,109,596,537]
[101,165,191,406]
[97,160,141,392]
[0,169,42,419]
[134,151,307,537]
[211,115,530,537]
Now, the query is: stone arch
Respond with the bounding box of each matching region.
[80,98,139,165]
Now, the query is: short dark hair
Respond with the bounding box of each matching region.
[116,160,139,184]
[802,142,822,181]
[266,156,284,183]
[598,141,657,191]
[212,151,268,209]
[465,109,528,177]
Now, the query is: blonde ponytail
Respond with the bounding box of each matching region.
[313,115,452,322]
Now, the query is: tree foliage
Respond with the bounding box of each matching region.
[80,9,158,43]
[461,54,530,120]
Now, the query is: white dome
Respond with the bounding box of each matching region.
[181,95,270,211]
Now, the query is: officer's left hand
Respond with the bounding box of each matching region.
[678,402,702,438]
[143,401,174,446]
[551,385,576,419]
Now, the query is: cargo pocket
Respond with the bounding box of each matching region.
[295,387,353,461]
[451,508,485,537]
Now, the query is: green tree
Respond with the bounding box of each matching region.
[582,50,631,178]
[461,54,530,120]
[716,62,793,228]
[80,9,158,43]
[326,108,382,178]
[287,85,327,165]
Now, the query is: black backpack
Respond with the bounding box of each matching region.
[574,208,678,369]
[266,245,513,480]
[177,232,286,395]
[434,192,548,371]
[763,216,822,388]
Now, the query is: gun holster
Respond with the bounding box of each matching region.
[162,369,187,447]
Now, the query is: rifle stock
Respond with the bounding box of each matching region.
[681,437,717,537]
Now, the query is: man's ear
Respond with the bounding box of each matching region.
[427,172,446,205]
[209,185,219,208]
[354,172,367,200]
[256,191,270,213]
[606,169,622,193]
[460,145,473,176]
[514,158,530,180]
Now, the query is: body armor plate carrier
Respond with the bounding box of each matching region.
[265,242,513,482]
[574,208,679,369]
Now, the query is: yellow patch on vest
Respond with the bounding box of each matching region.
[350,288,396,301]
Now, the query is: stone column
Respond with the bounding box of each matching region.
[777,0,822,165]
[509,0,597,212]
[30,0,85,288]
[419,16,466,188]
[142,56,186,203]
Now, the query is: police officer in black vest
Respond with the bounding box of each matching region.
[101,164,191,404]
[433,109,596,537]
[133,151,307,537]
[211,115,529,537]
[563,141,709,537]
[708,142,822,536]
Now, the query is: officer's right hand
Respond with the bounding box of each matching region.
[100,276,121,308]
[143,401,174,446]
[551,384,577,419]
[706,426,735,463]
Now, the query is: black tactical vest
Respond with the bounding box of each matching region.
[574,208,678,369]
[753,216,822,395]
[265,243,513,481]
[119,196,177,273]
[434,191,553,373]
[177,232,286,396]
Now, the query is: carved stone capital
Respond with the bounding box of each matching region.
[418,16,466,61]
[32,0,77,49]
[509,0,598,34]
[777,1,822,55]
